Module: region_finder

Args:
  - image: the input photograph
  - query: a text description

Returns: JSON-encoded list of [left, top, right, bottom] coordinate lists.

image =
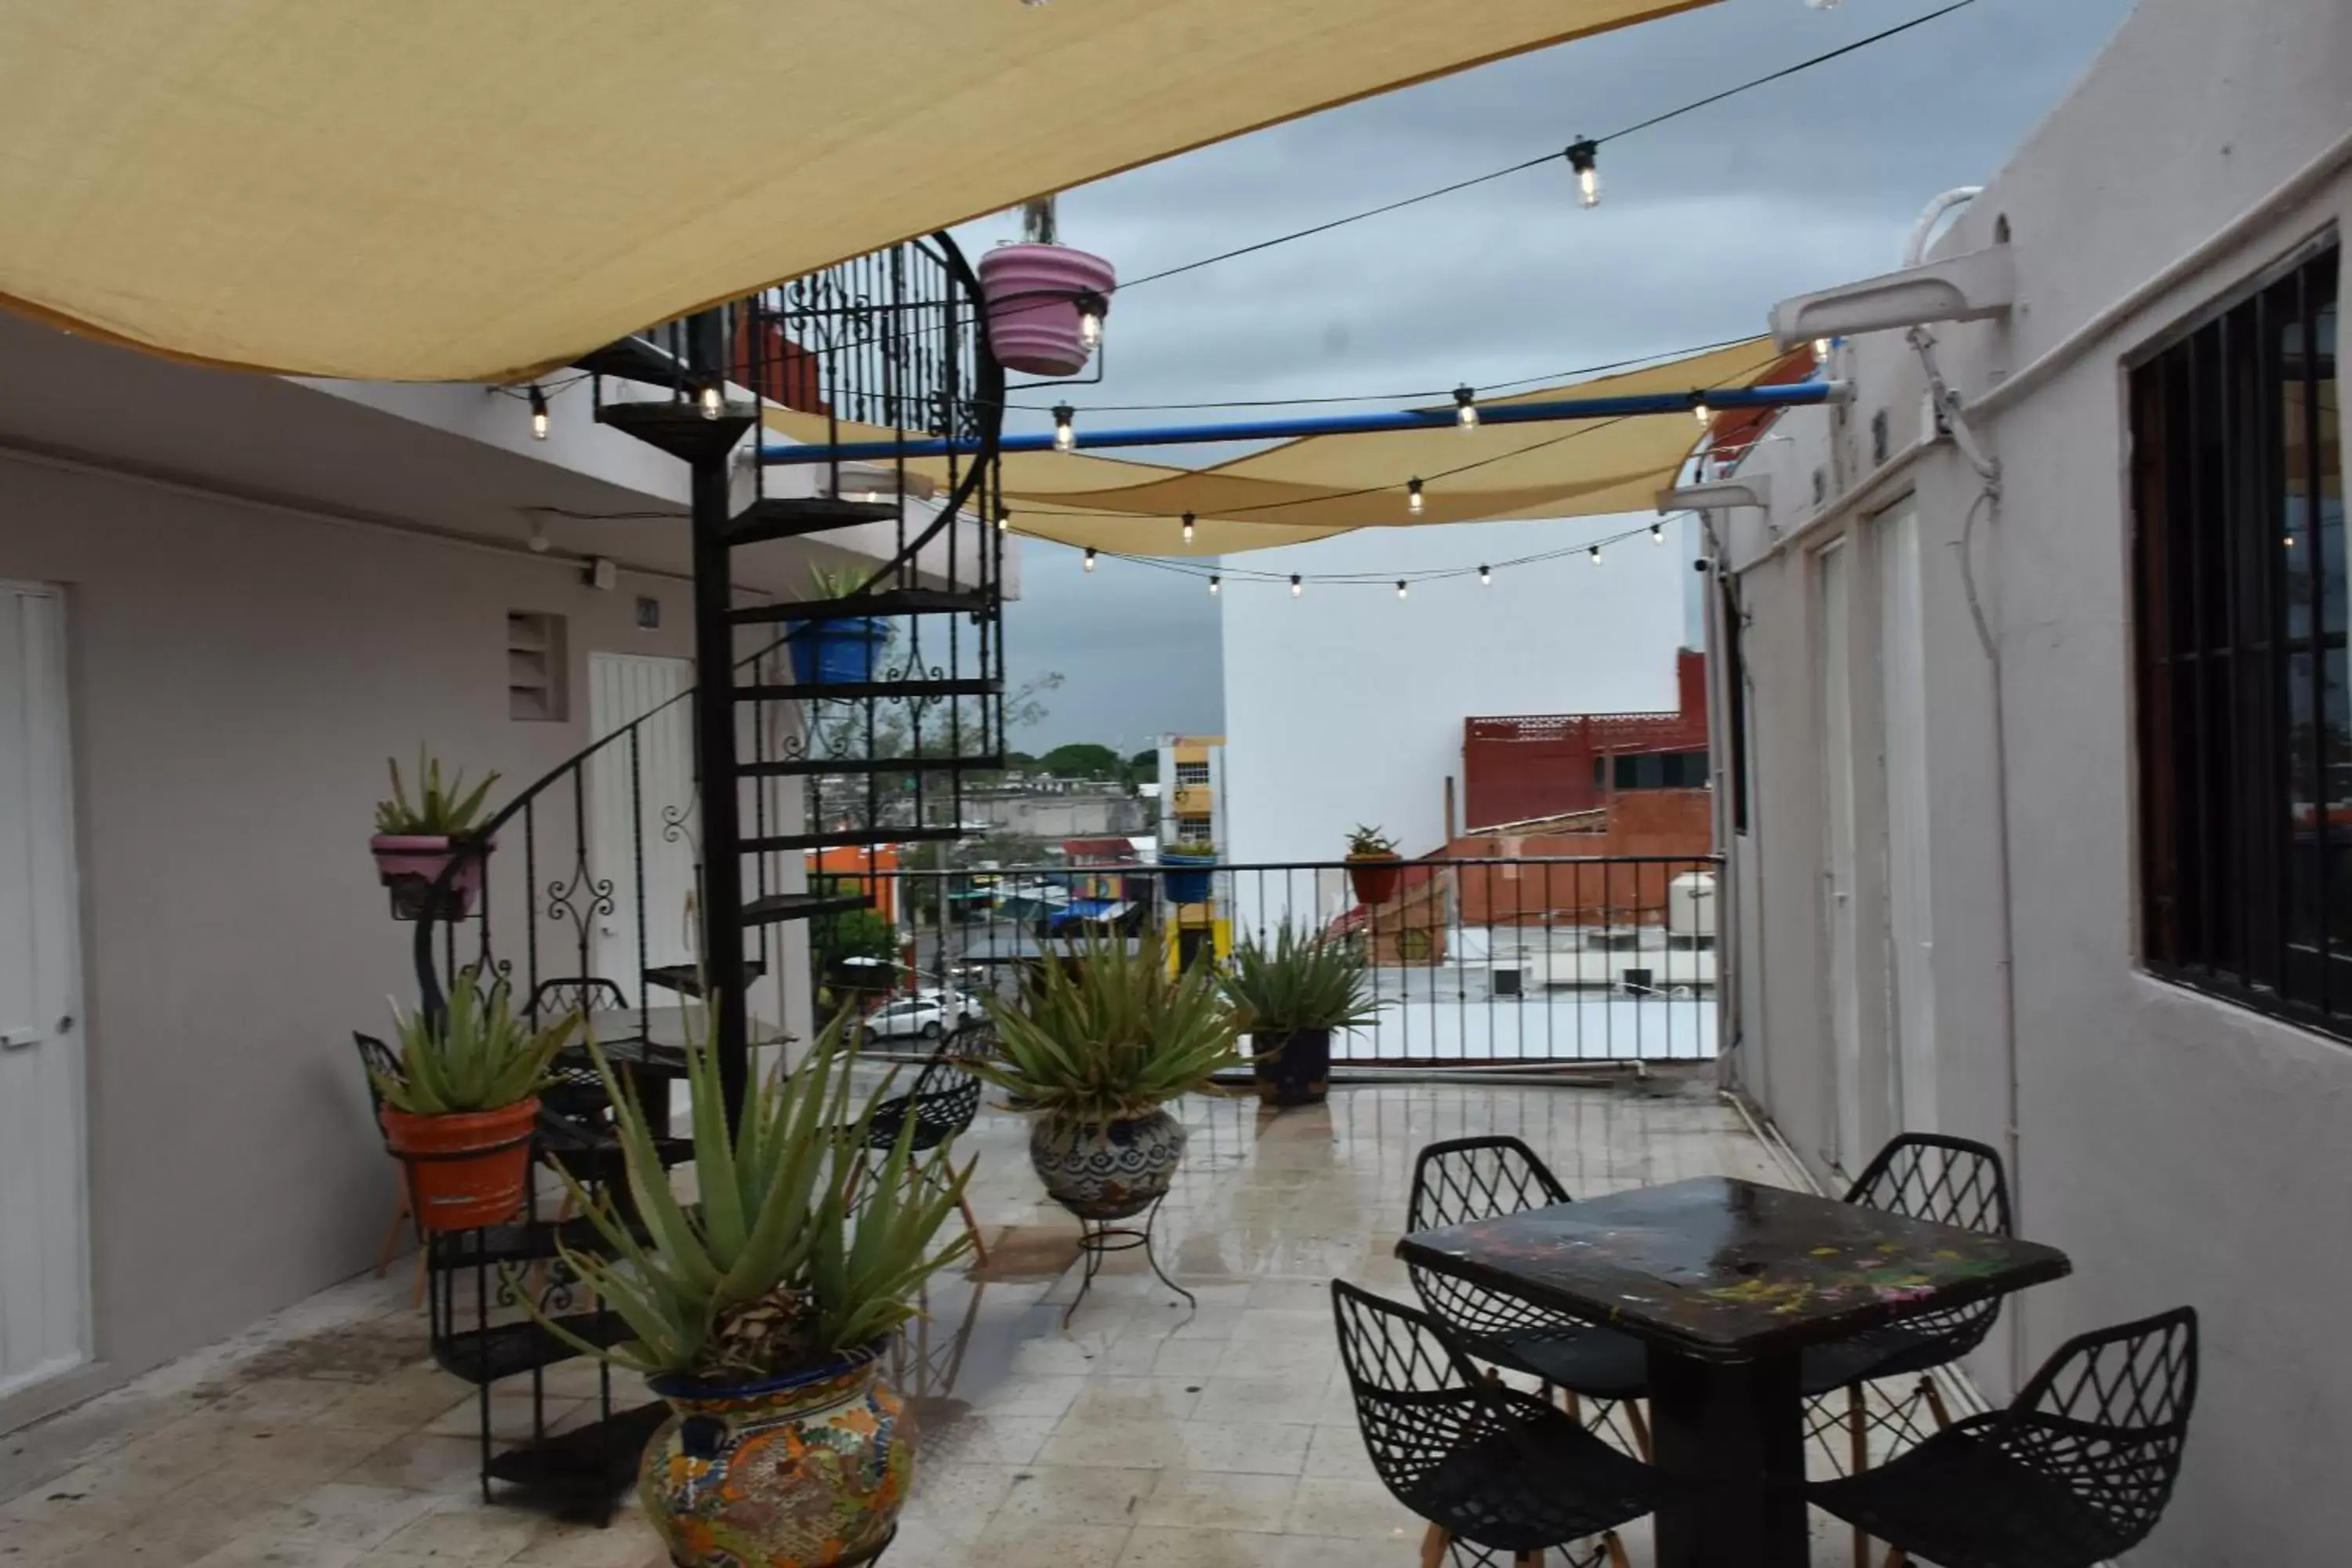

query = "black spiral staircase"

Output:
[[405, 231, 1007, 1517]]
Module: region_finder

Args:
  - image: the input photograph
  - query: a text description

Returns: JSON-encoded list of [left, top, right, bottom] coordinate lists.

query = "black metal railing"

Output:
[[810, 856, 1723, 1067]]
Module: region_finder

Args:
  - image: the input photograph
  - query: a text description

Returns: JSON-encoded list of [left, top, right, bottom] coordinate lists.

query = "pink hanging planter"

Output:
[[978, 243, 1116, 377]]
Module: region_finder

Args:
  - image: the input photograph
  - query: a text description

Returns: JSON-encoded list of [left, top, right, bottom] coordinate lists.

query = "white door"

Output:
[[1817, 544, 1864, 1171], [0, 583, 89, 1397], [1876, 501, 1939, 1134], [588, 655, 699, 993]]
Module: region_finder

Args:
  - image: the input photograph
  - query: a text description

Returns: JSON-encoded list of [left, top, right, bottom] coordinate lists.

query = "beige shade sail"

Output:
[[764, 337, 1789, 555], [0, 0, 1717, 383]]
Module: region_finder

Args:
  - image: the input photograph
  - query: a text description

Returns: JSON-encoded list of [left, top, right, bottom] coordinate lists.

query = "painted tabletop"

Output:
[[1396, 1176, 2070, 1362]]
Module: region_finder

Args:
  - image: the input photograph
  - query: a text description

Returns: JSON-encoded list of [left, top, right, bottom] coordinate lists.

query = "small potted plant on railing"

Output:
[[1345, 823, 1405, 907], [372, 750, 499, 920], [372, 967, 577, 1231], [1221, 925, 1380, 1108], [1158, 841, 1218, 906], [521, 1014, 969, 1568], [975, 934, 1240, 1219], [786, 565, 892, 688]]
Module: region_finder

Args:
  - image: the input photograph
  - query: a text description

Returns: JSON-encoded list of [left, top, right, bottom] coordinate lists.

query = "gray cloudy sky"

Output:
[[960, 0, 2137, 750]]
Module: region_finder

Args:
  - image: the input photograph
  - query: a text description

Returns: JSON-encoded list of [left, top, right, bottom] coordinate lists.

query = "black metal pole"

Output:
[[687, 306, 750, 1120]]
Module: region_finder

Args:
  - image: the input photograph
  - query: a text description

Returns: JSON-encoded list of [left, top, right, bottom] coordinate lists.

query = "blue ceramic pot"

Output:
[[786, 617, 890, 688]]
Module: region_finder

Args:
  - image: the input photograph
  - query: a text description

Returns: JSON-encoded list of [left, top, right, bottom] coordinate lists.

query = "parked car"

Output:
[[861, 991, 983, 1040]]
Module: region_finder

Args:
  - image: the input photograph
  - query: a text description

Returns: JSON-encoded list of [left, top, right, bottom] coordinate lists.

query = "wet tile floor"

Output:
[[0, 1071, 1937, 1566]]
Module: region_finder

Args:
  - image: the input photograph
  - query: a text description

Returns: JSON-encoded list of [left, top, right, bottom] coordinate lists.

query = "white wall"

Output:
[[1720, 2, 2352, 1559], [1219, 517, 1689, 863]]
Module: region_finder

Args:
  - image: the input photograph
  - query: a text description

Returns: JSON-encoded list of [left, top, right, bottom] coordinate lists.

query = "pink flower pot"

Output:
[[978, 243, 1116, 377], [370, 833, 492, 921]]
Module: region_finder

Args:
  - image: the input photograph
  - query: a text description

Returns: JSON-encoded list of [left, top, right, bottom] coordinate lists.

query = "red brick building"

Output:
[[1461, 648, 1708, 831]]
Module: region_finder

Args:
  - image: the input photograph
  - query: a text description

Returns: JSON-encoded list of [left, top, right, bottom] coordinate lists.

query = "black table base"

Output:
[[1648, 1350, 1809, 1568]]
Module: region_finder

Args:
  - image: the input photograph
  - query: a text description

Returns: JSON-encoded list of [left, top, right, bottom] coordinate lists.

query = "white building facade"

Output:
[[1710, 2, 2350, 1559], [1218, 516, 1693, 862]]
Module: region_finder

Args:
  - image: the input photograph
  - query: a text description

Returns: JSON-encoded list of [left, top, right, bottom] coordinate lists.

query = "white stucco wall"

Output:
[[1719, 2, 2352, 1559], [1218, 516, 1690, 863]]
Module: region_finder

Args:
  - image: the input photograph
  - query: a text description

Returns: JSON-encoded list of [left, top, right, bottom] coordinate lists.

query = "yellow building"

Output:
[[1156, 735, 1231, 969]]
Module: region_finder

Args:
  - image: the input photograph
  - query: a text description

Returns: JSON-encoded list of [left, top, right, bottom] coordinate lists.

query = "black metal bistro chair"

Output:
[[863, 1025, 991, 1265], [1809, 1305, 2198, 1568], [527, 976, 632, 1122], [1406, 1137, 1653, 1454], [1332, 1280, 1673, 1568]]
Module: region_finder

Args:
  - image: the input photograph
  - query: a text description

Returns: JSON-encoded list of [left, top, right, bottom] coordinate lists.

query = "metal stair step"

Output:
[[743, 826, 970, 853], [571, 335, 684, 387], [595, 399, 760, 462], [734, 677, 1001, 702], [737, 753, 1005, 779], [728, 588, 989, 624], [740, 892, 873, 927], [727, 495, 901, 545]]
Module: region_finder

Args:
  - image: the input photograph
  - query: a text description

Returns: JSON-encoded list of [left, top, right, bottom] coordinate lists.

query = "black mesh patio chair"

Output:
[[1332, 1279, 1672, 1568], [863, 1025, 990, 1265], [528, 976, 631, 1120], [1406, 1137, 1652, 1454], [1809, 1305, 2198, 1568]]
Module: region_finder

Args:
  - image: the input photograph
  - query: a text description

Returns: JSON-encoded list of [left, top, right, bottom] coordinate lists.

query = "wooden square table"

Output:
[[1396, 1175, 2069, 1568]]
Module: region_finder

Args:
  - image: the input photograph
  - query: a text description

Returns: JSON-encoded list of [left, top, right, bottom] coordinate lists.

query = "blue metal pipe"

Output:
[[760, 381, 1840, 464]]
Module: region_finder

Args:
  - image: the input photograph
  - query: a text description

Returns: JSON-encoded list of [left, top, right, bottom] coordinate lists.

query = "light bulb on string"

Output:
[[1813, 337, 1832, 365], [1407, 477, 1425, 517], [1650, 521, 1665, 546], [1052, 403, 1076, 453], [699, 383, 724, 420], [1590, 544, 1604, 565], [1693, 395, 1712, 429], [1396, 580, 1409, 601], [1181, 511, 1196, 545], [528, 384, 550, 440], [1290, 575, 1303, 598], [1080, 308, 1102, 350], [996, 506, 1011, 532], [1454, 386, 1479, 433], [1478, 564, 1492, 586], [1565, 139, 1600, 209], [1208, 575, 1221, 596], [1083, 547, 1096, 573]]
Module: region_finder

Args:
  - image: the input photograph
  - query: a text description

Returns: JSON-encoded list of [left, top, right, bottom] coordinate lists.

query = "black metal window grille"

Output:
[[1174, 760, 1213, 786], [2132, 240, 2342, 1030]]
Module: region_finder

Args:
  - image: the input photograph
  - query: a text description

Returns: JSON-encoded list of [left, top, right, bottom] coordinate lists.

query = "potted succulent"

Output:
[[526, 1013, 971, 1567], [1345, 824, 1405, 907], [975, 934, 1241, 1219], [786, 566, 891, 688], [978, 197, 1116, 379], [1157, 842, 1218, 906], [373, 967, 577, 1231], [1221, 926, 1380, 1107], [372, 750, 499, 920]]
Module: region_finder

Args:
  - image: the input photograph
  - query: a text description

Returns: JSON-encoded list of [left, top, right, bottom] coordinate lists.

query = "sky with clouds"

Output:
[[957, 0, 2138, 750]]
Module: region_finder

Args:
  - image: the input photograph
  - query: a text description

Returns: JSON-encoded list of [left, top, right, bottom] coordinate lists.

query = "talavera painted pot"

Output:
[[641, 1348, 911, 1568], [1029, 1109, 1188, 1221]]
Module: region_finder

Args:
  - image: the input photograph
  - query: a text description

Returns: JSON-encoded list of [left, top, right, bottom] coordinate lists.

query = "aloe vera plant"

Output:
[[375, 748, 499, 836], [975, 934, 1242, 1123], [377, 968, 576, 1114], [1221, 925, 1381, 1035], [525, 1011, 972, 1380]]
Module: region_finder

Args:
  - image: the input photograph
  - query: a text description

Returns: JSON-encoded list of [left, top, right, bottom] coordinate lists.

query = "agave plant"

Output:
[[376, 748, 499, 837], [975, 933, 1242, 1123], [1221, 925, 1381, 1036], [524, 1012, 971, 1381], [377, 968, 575, 1114]]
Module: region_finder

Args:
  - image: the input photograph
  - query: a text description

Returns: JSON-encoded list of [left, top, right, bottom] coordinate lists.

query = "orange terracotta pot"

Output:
[[1347, 855, 1403, 906], [379, 1098, 539, 1232]]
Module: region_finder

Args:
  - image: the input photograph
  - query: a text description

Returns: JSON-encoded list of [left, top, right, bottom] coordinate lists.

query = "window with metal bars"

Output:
[[1175, 817, 1214, 844], [1173, 760, 1212, 786], [2132, 240, 2342, 1030]]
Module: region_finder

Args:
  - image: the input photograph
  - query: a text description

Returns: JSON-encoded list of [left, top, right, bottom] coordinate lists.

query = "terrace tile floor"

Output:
[[0, 1069, 1937, 1567]]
